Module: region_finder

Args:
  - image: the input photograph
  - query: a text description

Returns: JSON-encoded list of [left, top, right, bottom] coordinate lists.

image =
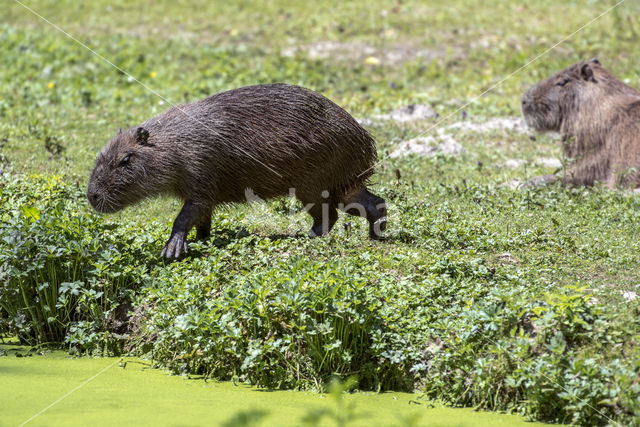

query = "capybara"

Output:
[[522, 59, 640, 187], [87, 84, 387, 258]]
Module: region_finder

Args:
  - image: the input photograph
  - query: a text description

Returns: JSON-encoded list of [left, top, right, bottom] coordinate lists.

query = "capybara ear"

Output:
[[117, 128, 122, 135], [580, 63, 597, 83], [589, 58, 601, 65], [135, 127, 153, 146]]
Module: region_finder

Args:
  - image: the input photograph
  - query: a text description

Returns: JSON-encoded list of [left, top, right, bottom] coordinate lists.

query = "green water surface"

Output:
[[0, 344, 542, 427]]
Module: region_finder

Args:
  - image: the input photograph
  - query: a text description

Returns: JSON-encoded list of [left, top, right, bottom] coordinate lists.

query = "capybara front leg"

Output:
[[195, 208, 213, 241], [162, 201, 205, 259], [307, 202, 338, 238]]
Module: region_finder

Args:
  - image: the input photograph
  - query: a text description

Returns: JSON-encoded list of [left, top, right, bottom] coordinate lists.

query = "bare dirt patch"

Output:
[[446, 117, 530, 135], [281, 40, 456, 65], [622, 290, 638, 301], [503, 157, 562, 169], [370, 104, 439, 123], [390, 135, 464, 158], [389, 116, 533, 158]]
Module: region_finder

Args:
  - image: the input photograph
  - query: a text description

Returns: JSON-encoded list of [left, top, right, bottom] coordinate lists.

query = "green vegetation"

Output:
[[2, 0, 640, 425]]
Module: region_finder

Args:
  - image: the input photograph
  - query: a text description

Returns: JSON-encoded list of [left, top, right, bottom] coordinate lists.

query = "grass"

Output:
[[2, 0, 640, 424]]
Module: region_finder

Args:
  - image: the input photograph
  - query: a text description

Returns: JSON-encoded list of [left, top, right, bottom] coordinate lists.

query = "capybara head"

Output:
[[87, 127, 161, 213], [522, 60, 640, 187], [521, 59, 606, 132]]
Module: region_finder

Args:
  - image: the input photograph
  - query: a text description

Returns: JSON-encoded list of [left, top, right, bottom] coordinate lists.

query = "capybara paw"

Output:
[[378, 205, 387, 220], [371, 198, 387, 216], [308, 227, 322, 238], [161, 234, 189, 259], [369, 217, 387, 239], [196, 231, 210, 241]]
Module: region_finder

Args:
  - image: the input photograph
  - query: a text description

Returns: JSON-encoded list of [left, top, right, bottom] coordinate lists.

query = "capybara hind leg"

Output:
[[364, 190, 387, 239], [306, 202, 338, 238], [340, 187, 387, 239]]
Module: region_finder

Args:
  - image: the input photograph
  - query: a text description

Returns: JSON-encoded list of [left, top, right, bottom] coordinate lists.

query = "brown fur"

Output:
[[87, 84, 386, 258], [522, 59, 640, 187]]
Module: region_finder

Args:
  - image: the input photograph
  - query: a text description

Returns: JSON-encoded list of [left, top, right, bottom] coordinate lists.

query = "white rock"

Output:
[[504, 179, 524, 190], [372, 104, 439, 123], [281, 41, 449, 65], [390, 135, 464, 158], [504, 159, 525, 169], [502, 157, 562, 169], [497, 252, 518, 263], [446, 117, 529, 134], [536, 157, 562, 168]]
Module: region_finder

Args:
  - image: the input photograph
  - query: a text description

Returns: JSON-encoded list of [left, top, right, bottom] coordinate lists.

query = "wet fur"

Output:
[[522, 60, 640, 187], [87, 84, 386, 258]]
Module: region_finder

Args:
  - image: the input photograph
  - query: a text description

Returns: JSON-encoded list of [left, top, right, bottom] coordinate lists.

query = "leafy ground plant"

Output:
[[0, 173, 158, 353]]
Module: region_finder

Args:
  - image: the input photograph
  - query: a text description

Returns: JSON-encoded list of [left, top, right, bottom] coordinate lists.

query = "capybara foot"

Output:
[[308, 220, 335, 238], [308, 226, 324, 238], [369, 217, 387, 240], [161, 233, 189, 259], [306, 202, 337, 238], [308, 219, 336, 238], [367, 194, 387, 239], [373, 201, 387, 232], [196, 224, 211, 241]]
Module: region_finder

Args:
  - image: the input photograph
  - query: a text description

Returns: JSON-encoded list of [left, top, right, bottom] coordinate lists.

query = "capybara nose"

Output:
[[521, 93, 533, 111], [88, 192, 99, 205]]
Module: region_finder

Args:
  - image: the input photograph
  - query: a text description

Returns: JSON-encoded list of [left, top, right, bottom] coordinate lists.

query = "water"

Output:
[[0, 344, 542, 426]]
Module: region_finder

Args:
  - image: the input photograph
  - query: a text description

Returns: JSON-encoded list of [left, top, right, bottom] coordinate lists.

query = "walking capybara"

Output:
[[87, 84, 387, 258], [522, 59, 640, 187]]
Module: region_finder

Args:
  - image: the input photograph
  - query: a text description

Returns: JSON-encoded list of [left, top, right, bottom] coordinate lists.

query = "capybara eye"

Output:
[[555, 79, 570, 87], [119, 155, 131, 166]]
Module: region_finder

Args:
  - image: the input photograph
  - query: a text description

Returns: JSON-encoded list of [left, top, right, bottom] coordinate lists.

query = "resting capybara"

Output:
[[87, 84, 387, 258], [522, 59, 640, 187]]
